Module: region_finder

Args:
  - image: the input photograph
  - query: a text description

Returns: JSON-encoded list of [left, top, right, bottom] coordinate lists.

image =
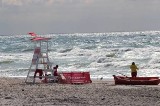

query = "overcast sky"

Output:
[[0, 0, 160, 35]]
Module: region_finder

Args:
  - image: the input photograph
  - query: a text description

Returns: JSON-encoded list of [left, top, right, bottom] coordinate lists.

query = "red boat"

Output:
[[113, 75, 160, 85]]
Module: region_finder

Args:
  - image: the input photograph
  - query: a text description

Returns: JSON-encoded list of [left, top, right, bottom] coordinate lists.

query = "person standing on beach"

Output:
[[52, 65, 59, 82], [53, 65, 58, 76], [130, 62, 139, 77]]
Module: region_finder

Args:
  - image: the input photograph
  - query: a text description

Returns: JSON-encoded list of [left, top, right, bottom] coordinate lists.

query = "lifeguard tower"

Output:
[[25, 32, 54, 84], [25, 32, 92, 84]]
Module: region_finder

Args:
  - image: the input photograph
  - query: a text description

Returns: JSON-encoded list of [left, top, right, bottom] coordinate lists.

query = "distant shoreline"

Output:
[[1, 30, 160, 36]]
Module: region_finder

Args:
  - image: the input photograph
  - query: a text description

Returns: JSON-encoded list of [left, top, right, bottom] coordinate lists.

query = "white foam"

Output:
[[1, 31, 160, 78]]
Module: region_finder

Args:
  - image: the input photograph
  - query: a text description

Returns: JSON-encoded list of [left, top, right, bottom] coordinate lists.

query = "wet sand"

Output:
[[0, 77, 160, 106]]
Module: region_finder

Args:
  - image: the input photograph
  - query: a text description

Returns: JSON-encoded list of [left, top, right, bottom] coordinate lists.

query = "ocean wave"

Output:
[[97, 57, 106, 63], [21, 48, 34, 52], [105, 53, 116, 57], [0, 60, 14, 65], [58, 48, 73, 53], [1, 31, 160, 77], [16, 68, 29, 72]]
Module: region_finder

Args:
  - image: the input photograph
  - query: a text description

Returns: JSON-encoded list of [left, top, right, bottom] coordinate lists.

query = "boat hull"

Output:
[[113, 75, 160, 85]]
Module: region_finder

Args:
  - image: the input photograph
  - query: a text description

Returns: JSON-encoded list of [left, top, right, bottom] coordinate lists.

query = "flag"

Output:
[[28, 32, 37, 37]]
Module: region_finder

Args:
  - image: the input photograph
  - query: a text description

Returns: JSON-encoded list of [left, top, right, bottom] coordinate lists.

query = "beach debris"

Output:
[[101, 97, 105, 100], [100, 77, 103, 80], [5, 97, 12, 99]]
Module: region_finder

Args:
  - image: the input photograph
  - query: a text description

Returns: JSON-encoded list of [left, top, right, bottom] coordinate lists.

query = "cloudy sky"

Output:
[[0, 0, 160, 35]]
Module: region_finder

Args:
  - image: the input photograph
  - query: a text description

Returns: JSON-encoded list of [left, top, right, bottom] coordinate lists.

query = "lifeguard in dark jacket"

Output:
[[53, 65, 58, 76]]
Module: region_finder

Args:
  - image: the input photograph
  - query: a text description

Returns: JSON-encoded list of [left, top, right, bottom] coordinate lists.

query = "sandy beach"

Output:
[[0, 77, 160, 106]]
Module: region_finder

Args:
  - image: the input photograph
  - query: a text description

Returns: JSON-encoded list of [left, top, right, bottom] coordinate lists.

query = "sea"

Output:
[[1, 31, 160, 80]]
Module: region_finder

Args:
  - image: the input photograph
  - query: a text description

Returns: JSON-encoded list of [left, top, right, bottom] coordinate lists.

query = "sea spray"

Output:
[[0, 31, 160, 78]]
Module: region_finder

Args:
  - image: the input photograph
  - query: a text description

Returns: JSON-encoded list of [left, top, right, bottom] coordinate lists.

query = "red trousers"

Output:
[[131, 72, 137, 77], [34, 69, 43, 79]]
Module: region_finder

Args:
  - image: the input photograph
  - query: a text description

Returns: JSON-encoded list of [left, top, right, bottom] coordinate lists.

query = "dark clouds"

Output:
[[0, 0, 160, 35]]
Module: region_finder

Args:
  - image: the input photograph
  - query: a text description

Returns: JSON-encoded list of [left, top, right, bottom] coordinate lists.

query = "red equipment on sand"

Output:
[[58, 72, 92, 84]]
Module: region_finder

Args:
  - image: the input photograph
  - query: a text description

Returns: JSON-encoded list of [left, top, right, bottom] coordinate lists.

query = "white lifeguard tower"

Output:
[[25, 32, 54, 84]]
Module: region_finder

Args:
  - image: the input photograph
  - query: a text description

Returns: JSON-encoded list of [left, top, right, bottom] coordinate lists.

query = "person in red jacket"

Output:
[[53, 65, 58, 76]]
